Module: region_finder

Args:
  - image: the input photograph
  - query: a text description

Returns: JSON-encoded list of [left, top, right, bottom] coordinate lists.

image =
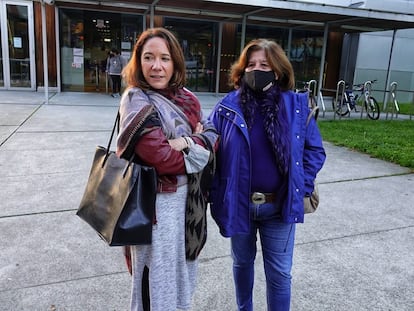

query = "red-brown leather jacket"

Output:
[[136, 128, 207, 192]]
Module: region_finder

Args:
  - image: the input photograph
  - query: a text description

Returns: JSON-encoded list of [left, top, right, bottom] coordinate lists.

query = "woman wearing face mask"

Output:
[[208, 39, 326, 311]]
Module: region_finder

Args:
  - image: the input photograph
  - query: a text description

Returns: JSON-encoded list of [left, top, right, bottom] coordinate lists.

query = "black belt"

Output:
[[251, 192, 276, 204]]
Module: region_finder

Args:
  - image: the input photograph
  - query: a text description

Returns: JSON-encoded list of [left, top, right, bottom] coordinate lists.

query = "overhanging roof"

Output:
[[56, 0, 414, 33]]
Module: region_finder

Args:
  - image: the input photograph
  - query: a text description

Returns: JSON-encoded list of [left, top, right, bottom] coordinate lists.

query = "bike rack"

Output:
[[308, 79, 317, 98], [360, 80, 373, 119], [334, 80, 347, 120], [308, 79, 318, 115], [319, 91, 326, 118], [385, 82, 399, 120], [308, 79, 326, 118]]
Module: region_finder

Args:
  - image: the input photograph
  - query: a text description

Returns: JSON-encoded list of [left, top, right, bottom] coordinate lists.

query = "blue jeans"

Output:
[[231, 202, 296, 311]]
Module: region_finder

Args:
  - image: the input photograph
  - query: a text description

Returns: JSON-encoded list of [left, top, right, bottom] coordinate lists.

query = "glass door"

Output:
[[60, 8, 142, 92], [83, 11, 121, 92], [0, 10, 3, 87], [0, 1, 35, 89]]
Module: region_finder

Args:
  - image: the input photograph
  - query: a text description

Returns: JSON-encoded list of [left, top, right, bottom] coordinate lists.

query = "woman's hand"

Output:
[[168, 137, 188, 151], [194, 122, 203, 134], [168, 123, 204, 151]]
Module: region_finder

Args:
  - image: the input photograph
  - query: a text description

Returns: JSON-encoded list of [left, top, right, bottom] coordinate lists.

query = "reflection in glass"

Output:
[[165, 18, 218, 92], [291, 30, 324, 87], [238, 25, 323, 89]]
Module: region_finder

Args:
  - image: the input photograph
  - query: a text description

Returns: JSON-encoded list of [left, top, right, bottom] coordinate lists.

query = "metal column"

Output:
[[317, 23, 329, 113]]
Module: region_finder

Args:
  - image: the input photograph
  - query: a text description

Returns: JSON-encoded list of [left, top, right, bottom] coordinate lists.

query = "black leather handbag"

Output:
[[77, 112, 157, 246]]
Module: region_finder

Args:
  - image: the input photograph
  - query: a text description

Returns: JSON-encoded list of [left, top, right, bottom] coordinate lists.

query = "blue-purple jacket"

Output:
[[208, 89, 326, 237]]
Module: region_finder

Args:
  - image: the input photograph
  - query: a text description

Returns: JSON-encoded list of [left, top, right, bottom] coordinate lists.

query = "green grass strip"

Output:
[[318, 119, 414, 170]]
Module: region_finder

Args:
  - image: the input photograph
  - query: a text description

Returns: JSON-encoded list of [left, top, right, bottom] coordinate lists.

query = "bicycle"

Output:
[[333, 79, 380, 120]]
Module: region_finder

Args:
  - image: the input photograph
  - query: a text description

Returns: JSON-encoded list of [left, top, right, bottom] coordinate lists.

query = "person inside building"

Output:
[[116, 27, 218, 311], [106, 48, 124, 97], [208, 38, 326, 311]]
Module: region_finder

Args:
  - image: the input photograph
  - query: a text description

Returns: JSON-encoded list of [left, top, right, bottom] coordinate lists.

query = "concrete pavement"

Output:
[[0, 90, 413, 311]]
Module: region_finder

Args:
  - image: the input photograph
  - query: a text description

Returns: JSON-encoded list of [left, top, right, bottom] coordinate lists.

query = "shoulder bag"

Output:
[[304, 106, 320, 214], [76, 111, 157, 246]]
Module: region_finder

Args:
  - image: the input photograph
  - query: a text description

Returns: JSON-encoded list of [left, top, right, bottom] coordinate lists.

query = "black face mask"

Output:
[[243, 70, 275, 92]]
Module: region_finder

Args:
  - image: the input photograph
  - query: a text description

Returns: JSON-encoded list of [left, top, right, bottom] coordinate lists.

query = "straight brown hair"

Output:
[[122, 27, 186, 90]]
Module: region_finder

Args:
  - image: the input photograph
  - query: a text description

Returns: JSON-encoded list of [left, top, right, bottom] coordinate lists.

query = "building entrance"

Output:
[[59, 8, 142, 92]]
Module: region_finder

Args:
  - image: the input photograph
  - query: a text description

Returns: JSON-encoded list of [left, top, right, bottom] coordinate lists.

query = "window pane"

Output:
[[164, 18, 218, 92], [7, 4, 30, 87]]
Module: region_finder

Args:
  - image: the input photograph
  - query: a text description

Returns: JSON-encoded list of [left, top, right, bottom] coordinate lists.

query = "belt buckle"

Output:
[[251, 192, 266, 204]]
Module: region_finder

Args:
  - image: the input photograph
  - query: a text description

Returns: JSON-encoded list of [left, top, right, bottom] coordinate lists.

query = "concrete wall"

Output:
[[355, 29, 414, 104]]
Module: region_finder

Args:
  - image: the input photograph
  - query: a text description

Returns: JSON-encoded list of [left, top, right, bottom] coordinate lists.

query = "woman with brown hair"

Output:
[[209, 39, 326, 310], [117, 27, 218, 311]]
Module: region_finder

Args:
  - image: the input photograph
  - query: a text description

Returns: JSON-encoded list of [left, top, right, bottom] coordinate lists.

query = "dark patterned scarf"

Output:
[[158, 88, 201, 132], [240, 83, 291, 176]]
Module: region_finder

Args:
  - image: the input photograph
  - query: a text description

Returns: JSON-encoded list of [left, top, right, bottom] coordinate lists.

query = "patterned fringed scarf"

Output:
[[240, 83, 291, 176], [157, 88, 201, 132], [117, 87, 218, 261]]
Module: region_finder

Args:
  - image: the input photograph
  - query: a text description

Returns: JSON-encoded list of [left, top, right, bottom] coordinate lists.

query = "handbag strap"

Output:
[[104, 111, 137, 178], [306, 106, 319, 127], [102, 111, 120, 168], [106, 111, 120, 154]]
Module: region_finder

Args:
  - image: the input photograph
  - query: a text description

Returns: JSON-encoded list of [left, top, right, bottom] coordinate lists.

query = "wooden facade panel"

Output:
[[34, 2, 57, 88]]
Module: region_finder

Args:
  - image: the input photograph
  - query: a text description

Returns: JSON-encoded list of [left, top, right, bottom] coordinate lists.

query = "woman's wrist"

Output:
[[182, 136, 192, 154]]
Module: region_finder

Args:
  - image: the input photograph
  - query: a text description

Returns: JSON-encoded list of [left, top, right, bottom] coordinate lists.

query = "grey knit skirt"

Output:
[[130, 185, 198, 311]]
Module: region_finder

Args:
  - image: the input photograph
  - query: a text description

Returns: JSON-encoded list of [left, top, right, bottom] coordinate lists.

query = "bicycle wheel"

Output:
[[365, 96, 380, 120], [332, 97, 349, 116]]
